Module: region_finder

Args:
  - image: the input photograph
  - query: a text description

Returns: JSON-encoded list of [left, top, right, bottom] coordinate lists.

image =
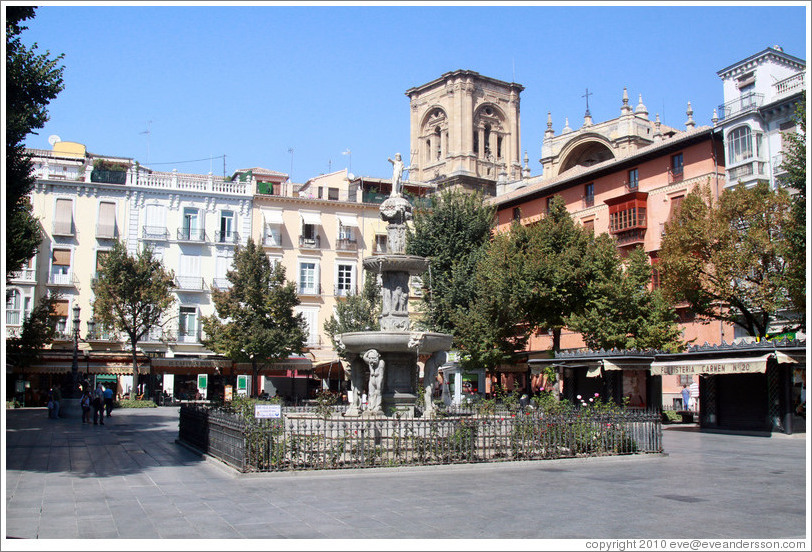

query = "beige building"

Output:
[[406, 69, 524, 194]]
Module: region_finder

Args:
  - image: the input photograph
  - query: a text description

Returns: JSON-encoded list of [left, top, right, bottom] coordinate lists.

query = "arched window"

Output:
[[435, 127, 442, 160], [484, 124, 492, 157], [728, 126, 753, 164]]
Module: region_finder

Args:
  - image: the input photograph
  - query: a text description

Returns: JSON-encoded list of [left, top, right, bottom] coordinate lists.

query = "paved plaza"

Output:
[[3, 407, 808, 542]]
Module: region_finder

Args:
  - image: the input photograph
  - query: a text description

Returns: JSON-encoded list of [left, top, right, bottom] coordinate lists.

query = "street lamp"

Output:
[[70, 304, 81, 398]]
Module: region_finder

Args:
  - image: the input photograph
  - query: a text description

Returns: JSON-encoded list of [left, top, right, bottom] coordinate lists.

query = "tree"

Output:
[[516, 196, 597, 352], [201, 239, 307, 397], [6, 294, 58, 392], [92, 241, 176, 393], [324, 271, 380, 360], [452, 228, 529, 374], [780, 91, 806, 330], [659, 181, 794, 338], [6, 7, 65, 280], [568, 246, 684, 352], [406, 188, 495, 333]]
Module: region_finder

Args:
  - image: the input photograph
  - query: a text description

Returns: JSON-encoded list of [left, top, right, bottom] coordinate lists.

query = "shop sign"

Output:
[[237, 375, 248, 395], [650, 355, 770, 376], [224, 385, 233, 402], [254, 404, 281, 419], [197, 374, 208, 390]]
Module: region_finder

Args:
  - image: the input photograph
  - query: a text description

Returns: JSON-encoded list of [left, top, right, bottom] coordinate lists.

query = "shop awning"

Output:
[[650, 354, 772, 376], [300, 212, 322, 226], [262, 208, 284, 225], [337, 214, 359, 228]]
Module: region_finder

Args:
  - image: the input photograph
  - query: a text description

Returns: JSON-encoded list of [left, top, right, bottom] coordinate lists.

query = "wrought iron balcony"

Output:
[[299, 235, 321, 249], [214, 230, 239, 245], [212, 278, 232, 291], [142, 226, 169, 241], [48, 272, 77, 287], [336, 237, 358, 252], [298, 283, 322, 296], [334, 285, 358, 297], [716, 92, 763, 121], [176, 329, 201, 344], [177, 228, 207, 243], [174, 276, 207, 292]]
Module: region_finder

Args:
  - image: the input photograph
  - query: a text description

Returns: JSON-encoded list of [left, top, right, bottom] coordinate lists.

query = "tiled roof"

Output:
[[235, 167, 288, 177]]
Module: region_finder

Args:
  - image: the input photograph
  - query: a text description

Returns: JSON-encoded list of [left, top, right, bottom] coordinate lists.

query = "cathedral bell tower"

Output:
[[406, 70, 524, 196]]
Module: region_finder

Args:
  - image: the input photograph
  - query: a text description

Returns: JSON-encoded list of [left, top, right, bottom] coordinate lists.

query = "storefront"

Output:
[[651, 340, 806, 435], [529, 351, 659, 408]]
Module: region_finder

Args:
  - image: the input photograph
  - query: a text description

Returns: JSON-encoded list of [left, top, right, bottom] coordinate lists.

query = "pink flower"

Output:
[[594, 393, 600, 397]]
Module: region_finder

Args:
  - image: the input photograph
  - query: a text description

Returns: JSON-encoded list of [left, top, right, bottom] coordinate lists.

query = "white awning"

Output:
[[337, 214, 359, 228], [602, 359, 623, 371], [262, 208, 284, 225], [300, 212, 322, 226], [650, 354, 773, 376]]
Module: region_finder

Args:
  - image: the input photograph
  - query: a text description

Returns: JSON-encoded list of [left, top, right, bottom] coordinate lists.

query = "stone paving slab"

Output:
[[3, 407, 808, 544]]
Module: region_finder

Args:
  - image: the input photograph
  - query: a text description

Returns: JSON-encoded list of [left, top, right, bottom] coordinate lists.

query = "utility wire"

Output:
[[147, 154, 227, 166]]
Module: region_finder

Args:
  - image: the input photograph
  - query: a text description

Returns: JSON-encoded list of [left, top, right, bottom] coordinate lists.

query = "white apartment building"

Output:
[[715, 45, 806, 189]]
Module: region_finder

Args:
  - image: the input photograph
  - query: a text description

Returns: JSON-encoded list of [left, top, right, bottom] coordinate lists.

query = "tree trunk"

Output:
[[131, 336, 140, 398], [552, 328, 562, 353], [252, 357, 259, 398]]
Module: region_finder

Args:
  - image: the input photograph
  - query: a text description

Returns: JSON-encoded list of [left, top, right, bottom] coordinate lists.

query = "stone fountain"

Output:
[[337, 154, 452, 418]]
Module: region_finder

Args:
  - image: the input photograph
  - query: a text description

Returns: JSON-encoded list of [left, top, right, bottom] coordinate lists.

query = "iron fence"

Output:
[[179, 405, 662, 473]]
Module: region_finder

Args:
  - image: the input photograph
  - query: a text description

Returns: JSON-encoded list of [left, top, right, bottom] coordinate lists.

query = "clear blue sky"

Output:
[[18, 2, 809, 182]]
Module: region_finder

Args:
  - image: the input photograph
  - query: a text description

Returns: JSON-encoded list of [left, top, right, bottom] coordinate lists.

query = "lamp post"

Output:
[[70, 304, 81, 399]]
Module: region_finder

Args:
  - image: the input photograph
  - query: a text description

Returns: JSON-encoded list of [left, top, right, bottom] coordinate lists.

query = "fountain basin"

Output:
[[362, 255, 429, 275], [338, 331, 453, 355]]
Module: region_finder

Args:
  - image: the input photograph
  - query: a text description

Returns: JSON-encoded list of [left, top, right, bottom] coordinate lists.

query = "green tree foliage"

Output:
[[452, 228, 528, 373], [6, 294, 58, 378], [568, 246, 684, 352], [406, 188, 495, 333], [780, 92, 806, 329], [324, 271, 381, 360], [515, 196, 596, 352], [659, 181, 794, 338], [6, 7, 65, 280], [92, 241, 176, 391], [201, 239, 307, 397]]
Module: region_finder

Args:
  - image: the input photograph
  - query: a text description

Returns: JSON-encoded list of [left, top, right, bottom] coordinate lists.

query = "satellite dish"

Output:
[[347, 173, 356, 181], [48, 135, 61, 146]]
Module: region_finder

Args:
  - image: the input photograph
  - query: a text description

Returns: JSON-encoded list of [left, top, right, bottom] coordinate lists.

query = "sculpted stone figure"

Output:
[[422, 350, 447, 417], [344, 355, 365, 417], [387, 153, 408, 197], [363, 349, 385, 414]]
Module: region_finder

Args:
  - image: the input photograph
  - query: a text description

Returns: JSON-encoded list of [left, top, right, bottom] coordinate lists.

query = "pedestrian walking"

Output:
[[81, 389, 92, 423], [51, 386, 62, 419], [103, 384, 114, 418], [93, 383, 105, 425], [681, 385, 690, 411]]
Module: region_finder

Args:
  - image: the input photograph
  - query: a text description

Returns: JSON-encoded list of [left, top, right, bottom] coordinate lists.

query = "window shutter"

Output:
[[52, 249, 71, 266], [98, 202, 116, 236], [52, 299, 69, 317]]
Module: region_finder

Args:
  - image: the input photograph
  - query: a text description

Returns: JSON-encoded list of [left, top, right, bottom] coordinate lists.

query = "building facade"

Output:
[[714, 46, 806, 190]]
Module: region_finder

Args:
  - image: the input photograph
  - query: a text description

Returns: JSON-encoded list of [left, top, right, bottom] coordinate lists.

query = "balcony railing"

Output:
[[176, 329, 201, 344], [214, 230, 239, 245], [48, 272, 77, 286], [624, 181, 639, 193], [9, 268, 36, 281], [91, 169, 127, 184], [614, 228, 647, 246], [728, 163, 755, 181], [298, 283, 322, 296], [142, 226, 169, 241], [141, 326, 168, 343], [336, 238, 358, 252], [774, 72, 804, 98], [212, 278, 232, 291], [716, 92, 764, 121], [175, 276, 207, 291], [177, 228, 207, 243], [96, 224, 117, 239], [87, 327, 120, 342], [299, 235, 321, 249], [134, 169, 252, 196], [668, 168, 684, 184], [263, 233, 283, 247], [334, 285, 358, 297], [52, 220, 74, 237]]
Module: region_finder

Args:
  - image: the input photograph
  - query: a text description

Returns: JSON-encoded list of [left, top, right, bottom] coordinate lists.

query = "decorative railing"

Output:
[[175, 276, 206, 291], [177, 329, 201, 344], [298, 283, 322, 296], [336, 238, 358, 251], [263, 233, 283, 247], [142, 226, 169, 240], [48, 272, 77, 286], [773, 72, 804, 98], [177, 228, 207, 243], [334, 285, 358, 297], [135, 170, 251, 196], [299, 235, 321, 249], [716, 92, 763, 121], [214, 231, 239, 245], [178, 405, 662, 473], [212, 278, 232, 291], [9, 268, 36, 281]]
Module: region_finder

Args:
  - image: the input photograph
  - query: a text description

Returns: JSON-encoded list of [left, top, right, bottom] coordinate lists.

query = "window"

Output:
[[375, 234, 388, 254], [50, 248, 72, 285], [582, 218, 595, 233], [668, 194, 685, 222], [628, 168, 639, 190], [671, 153, 684, 175], [608, 198, 647, 233], [728, 126, 753, 164], [497, 136, 503, 159], [328, 188, 339, 201], [54, 198, 74, 235], [650, 253, 661, 289], [262, 209, 283, 247], [300, 212, 321, 247], [144, 204, 168, 239], [214, 253, 234, 290], [51, 299, 69, 337], [178, 307, 198, 342], [545, 197, 553, 215], [6, 289, 22, 326], [584, 183, 594, 207], [97, 201, 117, 238], [336, 264, 355, 296], [95, 250, 110, 277], [435, 127, 442, 160], [181, 207, 201, 241], [178, 254, 203, 290], [296, 307, 320, 347], [513, 207, 521, 221], [299, 262, 319, 295], [218, 210, 234, 242]]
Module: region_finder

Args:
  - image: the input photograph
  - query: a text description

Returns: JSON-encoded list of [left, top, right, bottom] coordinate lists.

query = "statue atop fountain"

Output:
[[338, 153, 452, 417]]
